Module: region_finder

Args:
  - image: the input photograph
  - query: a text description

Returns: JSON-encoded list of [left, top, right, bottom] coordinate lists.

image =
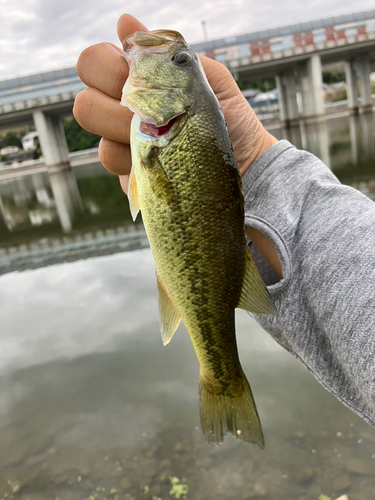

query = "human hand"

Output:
[[73, 14, 277, 195]]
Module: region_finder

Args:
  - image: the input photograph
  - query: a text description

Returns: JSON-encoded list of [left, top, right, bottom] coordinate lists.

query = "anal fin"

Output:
[[156, 273, 181, 346], [238, 246, 276, 315]]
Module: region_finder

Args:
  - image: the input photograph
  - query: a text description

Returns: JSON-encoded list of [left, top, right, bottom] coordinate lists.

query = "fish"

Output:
[[120, 29, 275, 447]]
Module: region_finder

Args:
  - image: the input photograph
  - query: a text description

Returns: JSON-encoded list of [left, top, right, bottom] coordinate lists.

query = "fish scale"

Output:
[[121, 29, 275, 446]]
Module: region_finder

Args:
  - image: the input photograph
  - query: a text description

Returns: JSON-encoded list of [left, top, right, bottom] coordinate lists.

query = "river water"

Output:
[[0, 114, 374, 500]]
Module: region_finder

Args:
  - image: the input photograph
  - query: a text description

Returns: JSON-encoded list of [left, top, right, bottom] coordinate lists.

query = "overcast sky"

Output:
[[1, 0, 374, 80]]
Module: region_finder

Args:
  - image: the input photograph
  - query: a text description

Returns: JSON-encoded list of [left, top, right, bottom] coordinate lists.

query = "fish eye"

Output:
[[171, 52, 192, 65]]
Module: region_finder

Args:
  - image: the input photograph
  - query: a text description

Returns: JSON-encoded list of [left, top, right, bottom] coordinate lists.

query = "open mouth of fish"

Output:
[[139, 114, 184, 139]]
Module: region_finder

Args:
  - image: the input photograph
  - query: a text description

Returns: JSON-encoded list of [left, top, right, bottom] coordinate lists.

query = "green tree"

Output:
[[237, 76, 276, 92], [0, 130, 23, 149], [63, 116, 101, 152], [322, 70, 346, 84]]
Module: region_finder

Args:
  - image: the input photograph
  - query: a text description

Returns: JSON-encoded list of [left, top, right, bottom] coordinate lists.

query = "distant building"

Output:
[[241, 89, 261, 101], [21, 131, 38, 151], [5, 150, 37, 164], [1, 145, 19, 156], [253, 90, 279, 103]]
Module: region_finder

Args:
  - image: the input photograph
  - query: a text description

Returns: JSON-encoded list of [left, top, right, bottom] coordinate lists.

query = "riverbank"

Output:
[[0, 101, 374, 180]]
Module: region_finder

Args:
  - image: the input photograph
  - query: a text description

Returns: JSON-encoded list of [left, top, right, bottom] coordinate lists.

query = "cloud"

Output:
[[1, 0, 374, 79], [0, 249, 158, 374]]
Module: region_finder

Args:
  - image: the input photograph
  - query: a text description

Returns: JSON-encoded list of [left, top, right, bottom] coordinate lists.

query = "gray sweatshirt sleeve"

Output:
[[242, 140, 375, 427]]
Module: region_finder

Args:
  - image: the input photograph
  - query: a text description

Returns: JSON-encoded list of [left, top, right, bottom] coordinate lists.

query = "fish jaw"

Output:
[[131, 113, 188, 148], [121, 79, 190, 128]]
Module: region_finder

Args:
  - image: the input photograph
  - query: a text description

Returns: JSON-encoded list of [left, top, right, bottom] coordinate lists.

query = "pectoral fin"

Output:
[[128, 169, 140, 221], [237, 247, 276, 315], [156, 273, 181, 345], [142, 148, 178, 210]]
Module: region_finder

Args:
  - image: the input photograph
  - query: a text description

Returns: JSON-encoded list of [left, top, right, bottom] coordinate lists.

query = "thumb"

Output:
[[117, 14, 149, 45], [198, 55, 242, 102]]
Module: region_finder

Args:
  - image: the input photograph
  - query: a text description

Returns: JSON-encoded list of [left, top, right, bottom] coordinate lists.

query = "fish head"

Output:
[[121, 30, 208, 143]]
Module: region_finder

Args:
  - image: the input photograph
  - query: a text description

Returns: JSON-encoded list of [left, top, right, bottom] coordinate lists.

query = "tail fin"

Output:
[[199, 371, 264, 448]]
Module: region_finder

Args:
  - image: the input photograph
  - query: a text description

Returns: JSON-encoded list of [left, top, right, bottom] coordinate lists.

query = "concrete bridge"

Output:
[[0, 67, 86, 229], [0, 67, 85, 171], [194, 9, 375, 126], [0, 9, 374, 169]]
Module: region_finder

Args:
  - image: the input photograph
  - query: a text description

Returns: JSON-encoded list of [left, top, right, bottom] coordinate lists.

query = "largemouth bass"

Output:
[[121, 30, 275, 446]]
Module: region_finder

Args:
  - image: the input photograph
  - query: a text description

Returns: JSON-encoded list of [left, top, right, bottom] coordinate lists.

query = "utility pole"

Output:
[[201, 20, 208, 41]]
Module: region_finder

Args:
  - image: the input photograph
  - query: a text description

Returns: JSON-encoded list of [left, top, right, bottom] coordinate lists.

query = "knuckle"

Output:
[[72, 90, 88, 125], [98, 138, 110, 166], [98, 139, 132, 176], [73, 89, 96, 131]]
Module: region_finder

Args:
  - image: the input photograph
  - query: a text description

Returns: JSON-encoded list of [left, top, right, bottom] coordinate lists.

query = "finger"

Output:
[[73, 87, 133, 143], [76, 14, 148, 101], [77, 42, 127, 100], [198, 54, 241, 101], [119, 174, 129, 195], [117, 14, 148, 45], [98, 137, 132, 176]]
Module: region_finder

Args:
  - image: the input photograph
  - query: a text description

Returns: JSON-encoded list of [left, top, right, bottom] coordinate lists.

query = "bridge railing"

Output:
[[0, 78, 85, 115], [0, 90, 82, 115], [207, 26, 375, 70]]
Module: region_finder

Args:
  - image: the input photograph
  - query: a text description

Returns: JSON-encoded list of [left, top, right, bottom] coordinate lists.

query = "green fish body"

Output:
[[121, 30, 275, 446]]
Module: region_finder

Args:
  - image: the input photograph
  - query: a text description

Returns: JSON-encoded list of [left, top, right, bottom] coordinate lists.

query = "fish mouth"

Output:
[[139, 114, 185, 139]]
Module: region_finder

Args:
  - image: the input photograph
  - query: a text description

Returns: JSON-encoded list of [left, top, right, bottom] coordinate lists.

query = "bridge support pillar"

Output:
[[345, 60, 359, 115], [33, 111, 71, 173], [356, 54, 373, 114], [298, 54, 324, 123], [276, 69, 299, 127], [33, 111, 82, 232]]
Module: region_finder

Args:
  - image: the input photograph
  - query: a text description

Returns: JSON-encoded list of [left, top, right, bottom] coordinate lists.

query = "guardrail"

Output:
[[0, 90, 81, 115]]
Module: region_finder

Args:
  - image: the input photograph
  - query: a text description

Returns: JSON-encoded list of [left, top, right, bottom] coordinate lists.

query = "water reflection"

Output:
[[272, 113, 375, 184], [0, 170, 82, 234], [1, 251, 375, 499], [0, 114, 374, 255], [49, 170, 83, 232], [276, 121, 332, 168], [0, 114, 374, 499], [361, 113, 375, 161], [349, 115, 361, 165]]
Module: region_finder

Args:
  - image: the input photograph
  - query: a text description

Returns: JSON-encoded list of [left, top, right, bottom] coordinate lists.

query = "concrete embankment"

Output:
[[0, 148, 101, 180]]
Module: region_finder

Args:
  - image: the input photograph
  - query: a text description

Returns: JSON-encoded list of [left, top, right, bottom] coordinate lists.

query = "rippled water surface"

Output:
[[0, 114, 375, 500]]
